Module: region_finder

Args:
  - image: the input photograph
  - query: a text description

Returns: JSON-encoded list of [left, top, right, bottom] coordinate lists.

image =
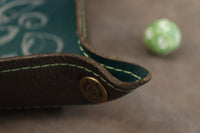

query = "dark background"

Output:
[[0, 0, 199, 132]]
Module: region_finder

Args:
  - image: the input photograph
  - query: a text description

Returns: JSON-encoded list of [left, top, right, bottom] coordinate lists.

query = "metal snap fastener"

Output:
[[79, 76, 108, 103]]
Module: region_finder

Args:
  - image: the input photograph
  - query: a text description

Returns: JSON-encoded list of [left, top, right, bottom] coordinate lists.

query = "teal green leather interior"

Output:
[[0, 0, 149, 82], [0, 0, 81, 56]]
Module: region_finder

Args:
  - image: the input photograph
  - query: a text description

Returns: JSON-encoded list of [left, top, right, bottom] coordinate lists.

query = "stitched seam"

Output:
[[1, 63, 127, 93], [78, 40, 89, 57], [0, 0, 133, 111], [78, 39, 141, 81], [79, 0, 141, 81]]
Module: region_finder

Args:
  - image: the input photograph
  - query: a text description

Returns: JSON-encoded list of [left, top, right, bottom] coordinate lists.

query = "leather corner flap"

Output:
[[0, 53, 149, 109], [0, 0, 151, 110]]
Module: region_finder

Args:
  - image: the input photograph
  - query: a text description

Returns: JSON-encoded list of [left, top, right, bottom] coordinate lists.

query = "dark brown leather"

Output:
[[0, 0, 151, 109], [0, 53, 149, 108], [0, 0, 199, 132]]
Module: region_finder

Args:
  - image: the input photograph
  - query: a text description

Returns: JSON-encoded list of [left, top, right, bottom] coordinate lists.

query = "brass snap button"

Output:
[[79, 76, 108, 103]]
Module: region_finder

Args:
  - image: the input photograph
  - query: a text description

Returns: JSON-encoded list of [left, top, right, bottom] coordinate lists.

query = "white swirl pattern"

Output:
[[0, 0, 64, 57], [18, 12, 48, 29], [22, 32, 64, 55], [0, 0, 45, 24], [0, 25, 19, 46]]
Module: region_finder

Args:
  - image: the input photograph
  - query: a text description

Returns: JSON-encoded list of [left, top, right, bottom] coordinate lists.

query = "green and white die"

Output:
[[143, 18, 181, 56]]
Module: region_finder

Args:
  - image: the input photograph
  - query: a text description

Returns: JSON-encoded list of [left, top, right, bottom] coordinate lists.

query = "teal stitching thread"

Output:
[[77, 40, 141, 80], [78, 40, 89, 57], [1, 63, 128, 93], [79, 0, 141, 81]]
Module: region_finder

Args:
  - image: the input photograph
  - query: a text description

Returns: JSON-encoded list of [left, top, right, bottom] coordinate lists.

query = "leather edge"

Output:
[[75, 0, 152, 90]]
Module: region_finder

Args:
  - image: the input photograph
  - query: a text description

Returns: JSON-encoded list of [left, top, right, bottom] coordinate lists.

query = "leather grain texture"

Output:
[[0, 0, 199, 132], [0, 0, 151, 108], [0, 53, 143, 108]]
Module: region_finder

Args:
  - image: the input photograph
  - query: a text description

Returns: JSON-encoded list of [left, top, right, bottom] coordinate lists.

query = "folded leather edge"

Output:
[[0, 53, 137, 109], [0, 0, 151, 109], [75, 0, 152, 90]]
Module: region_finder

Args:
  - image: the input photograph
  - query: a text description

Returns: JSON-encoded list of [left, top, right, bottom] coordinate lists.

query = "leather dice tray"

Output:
[[0, 0, 151, 109]]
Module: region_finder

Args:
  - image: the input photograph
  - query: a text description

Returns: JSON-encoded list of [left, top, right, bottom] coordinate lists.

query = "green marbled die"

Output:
[[143, 19, 181, 56]]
